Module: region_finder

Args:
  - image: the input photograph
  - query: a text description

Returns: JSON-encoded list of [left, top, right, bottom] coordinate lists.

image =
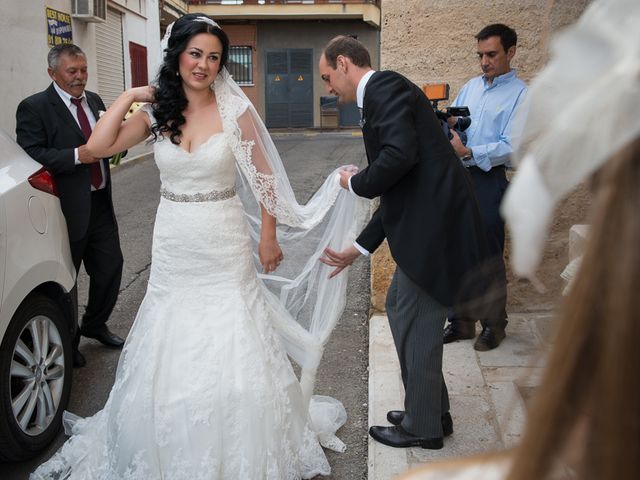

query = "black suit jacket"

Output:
[[352, 71, 489, 309], [16, 83, 115, 241]]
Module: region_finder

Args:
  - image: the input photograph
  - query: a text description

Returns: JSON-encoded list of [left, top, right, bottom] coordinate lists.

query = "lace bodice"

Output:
[[153, 132, 236, 195], [141, 103, 236, 195]]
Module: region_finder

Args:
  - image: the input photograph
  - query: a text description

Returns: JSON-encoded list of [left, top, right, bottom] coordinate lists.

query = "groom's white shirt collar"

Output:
[[356, 70, 376, 109], [349, 69, 376, 258]]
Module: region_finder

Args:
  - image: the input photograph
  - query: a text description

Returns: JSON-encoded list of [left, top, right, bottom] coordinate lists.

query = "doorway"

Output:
[[265, 49, 313, 128]]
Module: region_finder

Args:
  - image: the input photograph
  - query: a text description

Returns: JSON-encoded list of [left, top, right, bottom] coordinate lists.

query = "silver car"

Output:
[[0, 129, 76, 461]]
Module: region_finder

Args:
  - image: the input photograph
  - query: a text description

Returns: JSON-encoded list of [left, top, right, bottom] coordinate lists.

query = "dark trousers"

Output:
[[69, 189, 123, 347], [469, 165, 508, 328], [450, 165, 508, 329], [386, 267, 449, 438]]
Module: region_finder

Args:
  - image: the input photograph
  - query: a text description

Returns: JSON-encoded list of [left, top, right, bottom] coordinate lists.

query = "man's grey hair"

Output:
[[47, 44, 86, 70]]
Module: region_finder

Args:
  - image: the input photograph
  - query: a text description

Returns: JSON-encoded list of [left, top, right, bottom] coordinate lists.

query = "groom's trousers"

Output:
[[386, 267, 450, 438]]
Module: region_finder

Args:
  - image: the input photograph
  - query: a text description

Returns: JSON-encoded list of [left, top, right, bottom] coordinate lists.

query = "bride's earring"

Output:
[[176, 71, 180, 77]]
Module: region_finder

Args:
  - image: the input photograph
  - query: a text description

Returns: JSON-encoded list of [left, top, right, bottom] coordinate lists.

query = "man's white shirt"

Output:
[[350, 69, 376, 256], [53, 81, 106, 189]]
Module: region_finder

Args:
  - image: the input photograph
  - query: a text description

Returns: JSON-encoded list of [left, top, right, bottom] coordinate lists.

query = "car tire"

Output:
[[0, 294, 73, 462]]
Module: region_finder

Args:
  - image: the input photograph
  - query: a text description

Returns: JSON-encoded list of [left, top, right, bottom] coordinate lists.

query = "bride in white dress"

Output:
[[32, 14, 366, 480]]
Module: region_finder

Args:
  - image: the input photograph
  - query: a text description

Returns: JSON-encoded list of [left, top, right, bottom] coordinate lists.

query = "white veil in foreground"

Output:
[[502, 0, 640, 279]]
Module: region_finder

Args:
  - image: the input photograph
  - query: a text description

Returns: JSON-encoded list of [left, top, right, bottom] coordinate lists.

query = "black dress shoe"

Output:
[[72, 349, 86, 368], [443, 321, 476, 344], [82, 327, 125, 349], [386, 411, 453, 436], [473, 326, 506, 351], [369, 425, 443, 449]]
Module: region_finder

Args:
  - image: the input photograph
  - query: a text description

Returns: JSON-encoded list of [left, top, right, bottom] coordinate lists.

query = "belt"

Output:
[[160, 186, 236, 203], [466, 164, 506, 174]]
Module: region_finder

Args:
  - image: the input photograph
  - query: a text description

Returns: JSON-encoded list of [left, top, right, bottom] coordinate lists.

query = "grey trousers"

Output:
[[386, 267, 450, 438]]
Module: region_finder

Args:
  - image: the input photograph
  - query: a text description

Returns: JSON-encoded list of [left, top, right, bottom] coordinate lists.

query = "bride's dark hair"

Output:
[[152, 13, 229, 145]]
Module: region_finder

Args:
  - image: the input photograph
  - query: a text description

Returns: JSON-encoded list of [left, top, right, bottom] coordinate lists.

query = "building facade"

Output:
[[183, 0, 382, 128], [0, 0, 161, 134]]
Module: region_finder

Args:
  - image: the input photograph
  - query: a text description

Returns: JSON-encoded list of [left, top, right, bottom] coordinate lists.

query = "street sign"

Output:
[[46, 7, 73, 48]]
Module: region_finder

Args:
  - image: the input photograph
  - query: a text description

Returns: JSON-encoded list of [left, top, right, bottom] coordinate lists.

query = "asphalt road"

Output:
[[2, 131, 371, 480]]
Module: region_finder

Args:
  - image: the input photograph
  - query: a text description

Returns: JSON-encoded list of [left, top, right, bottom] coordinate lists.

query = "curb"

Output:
[[367, 311, 551, 479], [368, 314, 409, 480]]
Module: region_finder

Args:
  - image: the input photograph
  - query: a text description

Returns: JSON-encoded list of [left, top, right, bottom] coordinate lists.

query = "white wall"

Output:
[[0, 0, 93, 135], [119, 0, 161, 88], [145, 0, 162, 82], [113, 0, 161, 88], [0, 0, 160, 136]]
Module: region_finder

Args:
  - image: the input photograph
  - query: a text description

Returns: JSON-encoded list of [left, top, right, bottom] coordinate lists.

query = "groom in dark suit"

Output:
[[320, 36, 489, 449], [16, 44, 125, 367]]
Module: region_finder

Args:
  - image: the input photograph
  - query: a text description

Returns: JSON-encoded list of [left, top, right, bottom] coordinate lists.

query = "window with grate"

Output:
[[228, 46, 253, 85]]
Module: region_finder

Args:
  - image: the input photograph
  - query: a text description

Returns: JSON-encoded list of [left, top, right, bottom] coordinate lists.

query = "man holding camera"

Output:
[[444, 23, 527, 351]]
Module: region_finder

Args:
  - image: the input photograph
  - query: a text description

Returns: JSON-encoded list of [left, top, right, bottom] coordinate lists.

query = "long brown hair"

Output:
[[508, 137, 640, 479]]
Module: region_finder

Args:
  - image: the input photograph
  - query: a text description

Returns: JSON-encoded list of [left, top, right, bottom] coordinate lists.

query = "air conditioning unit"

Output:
[[72, 0, 107, 23]]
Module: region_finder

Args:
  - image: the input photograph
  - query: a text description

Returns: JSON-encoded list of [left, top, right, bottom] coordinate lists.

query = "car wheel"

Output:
[[0, 294, 73, 462]]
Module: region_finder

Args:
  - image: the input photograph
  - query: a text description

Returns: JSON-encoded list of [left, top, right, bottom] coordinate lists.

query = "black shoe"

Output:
[[443, 321, 476, 344], [386, 411, 453, 436], [441, 411, 453, 436], [369, 425, 443, 449], [72, 349, 86, 368], [386, 410, 404, 425], [82, 327, 125, 349], [473, 326, 506, 351]]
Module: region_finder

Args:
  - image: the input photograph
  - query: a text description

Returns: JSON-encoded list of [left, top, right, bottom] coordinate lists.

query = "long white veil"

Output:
[[214, 67, 369, 451]]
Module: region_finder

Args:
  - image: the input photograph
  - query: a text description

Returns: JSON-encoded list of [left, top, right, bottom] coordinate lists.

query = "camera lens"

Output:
[[457, 117, 472, 131]]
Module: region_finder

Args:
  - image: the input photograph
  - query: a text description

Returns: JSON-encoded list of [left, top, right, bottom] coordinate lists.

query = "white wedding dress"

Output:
[[31, 111, 332, 479]]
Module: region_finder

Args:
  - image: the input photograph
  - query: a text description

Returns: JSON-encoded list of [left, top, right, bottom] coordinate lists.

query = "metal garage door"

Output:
[[96, 8, 124, 107], [265, 49, 313, 128]]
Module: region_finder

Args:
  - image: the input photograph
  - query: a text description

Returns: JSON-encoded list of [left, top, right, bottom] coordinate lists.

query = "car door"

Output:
[[0, 197, 5, 314]]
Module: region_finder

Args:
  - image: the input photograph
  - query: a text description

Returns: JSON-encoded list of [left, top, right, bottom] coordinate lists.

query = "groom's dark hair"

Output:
[[323, 35, 372, 69]]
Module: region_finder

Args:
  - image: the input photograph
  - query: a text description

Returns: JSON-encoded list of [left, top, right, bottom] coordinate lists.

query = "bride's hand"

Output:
[[259, 237, 283, 274]]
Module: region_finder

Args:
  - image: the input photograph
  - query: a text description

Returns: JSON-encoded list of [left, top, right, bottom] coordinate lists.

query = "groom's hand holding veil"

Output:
[[320, 164, 362, 277], [320, 246, 361, 278], [338, 164, 358, 190]]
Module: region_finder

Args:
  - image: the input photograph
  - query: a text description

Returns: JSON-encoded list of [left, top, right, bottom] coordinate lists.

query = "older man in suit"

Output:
[[319, 36, 489, 449], [16, 44, 125, 368]]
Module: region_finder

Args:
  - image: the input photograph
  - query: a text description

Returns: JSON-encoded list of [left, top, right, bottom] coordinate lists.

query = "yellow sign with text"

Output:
[[46, 7, 73, 48]]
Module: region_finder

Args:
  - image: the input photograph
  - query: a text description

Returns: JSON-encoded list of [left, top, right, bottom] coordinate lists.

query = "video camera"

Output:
[[422, 83, 472, 145]]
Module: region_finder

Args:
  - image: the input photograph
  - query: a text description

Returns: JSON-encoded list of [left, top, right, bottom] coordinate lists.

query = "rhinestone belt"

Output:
[[160, 186, 236, 203]]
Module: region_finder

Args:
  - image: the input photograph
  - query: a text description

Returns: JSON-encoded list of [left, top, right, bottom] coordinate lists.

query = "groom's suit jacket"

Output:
[[351, 71, 489, 309], [16, 83, 116, 242]]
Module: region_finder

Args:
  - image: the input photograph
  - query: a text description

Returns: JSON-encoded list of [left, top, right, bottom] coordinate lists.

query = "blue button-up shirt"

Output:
[[452, 69, 527, 171]]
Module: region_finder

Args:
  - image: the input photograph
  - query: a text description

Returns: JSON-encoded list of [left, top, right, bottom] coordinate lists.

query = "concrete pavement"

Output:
[[368, 311, 555, 479]]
